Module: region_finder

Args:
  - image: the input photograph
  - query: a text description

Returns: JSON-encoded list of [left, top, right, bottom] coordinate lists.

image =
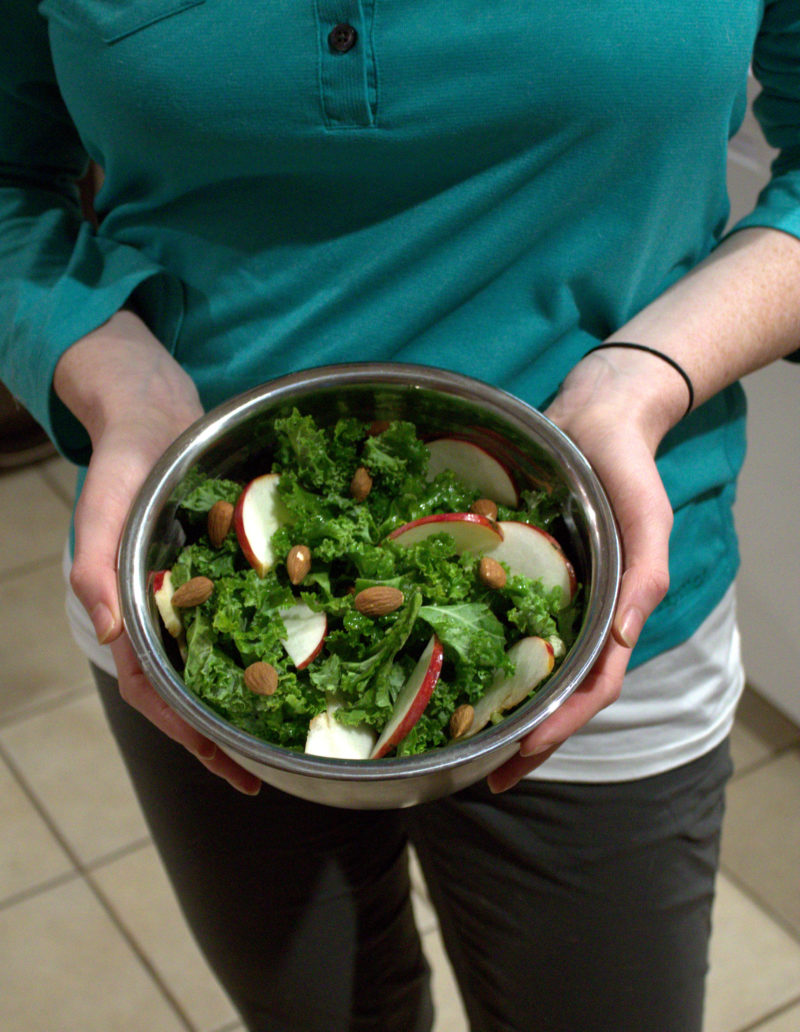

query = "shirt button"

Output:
[[328, 23, 358, 53]]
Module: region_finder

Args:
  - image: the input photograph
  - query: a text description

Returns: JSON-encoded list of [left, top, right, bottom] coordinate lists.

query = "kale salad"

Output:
[[152, 411, 581, 759]]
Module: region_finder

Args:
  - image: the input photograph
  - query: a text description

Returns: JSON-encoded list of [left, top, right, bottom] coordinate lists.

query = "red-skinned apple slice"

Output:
[[465, 636, 555, 737], [425, 437, 518, 507], [370, 635, 444, 759], [152, 570, 183, 638], [388, 512, 503, 552], [305, 697, 377, 759], [234, 473, 289, 577], [484, 520, 577, 606], [280, 602, 327, 669]]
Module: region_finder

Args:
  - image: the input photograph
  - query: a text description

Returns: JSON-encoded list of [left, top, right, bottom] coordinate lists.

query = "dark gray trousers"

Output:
[[92, 665, 731, 1032]]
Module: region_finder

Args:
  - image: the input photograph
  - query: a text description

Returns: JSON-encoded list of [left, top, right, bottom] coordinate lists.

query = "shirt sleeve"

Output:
[[0, 3, 183, 462]]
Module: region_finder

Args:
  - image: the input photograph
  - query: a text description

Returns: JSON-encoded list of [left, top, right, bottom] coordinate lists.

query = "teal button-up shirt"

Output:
[[2, 1, 799, 665]]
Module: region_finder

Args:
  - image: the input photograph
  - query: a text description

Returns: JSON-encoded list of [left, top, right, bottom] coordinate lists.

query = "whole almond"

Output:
[[354, 585, 404, 617], [450, 704, 474, 739], [471, 498, 498, 521], [171, 575, 214, 608], [368, 419, 391, 436], [478, 556, 507, 590], [350, 466, 373, 501], [244, 661, 278, 696], [207, 499, 235, 548], [286, 544, 312, 585]]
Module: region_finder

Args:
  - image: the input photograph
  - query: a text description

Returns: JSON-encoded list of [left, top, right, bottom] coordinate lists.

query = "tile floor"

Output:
[[1, 454, 799, 1032]]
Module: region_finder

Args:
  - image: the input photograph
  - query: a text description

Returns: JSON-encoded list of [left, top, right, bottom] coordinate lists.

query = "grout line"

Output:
[[0, 739, 198, 1032], [0, 681, 96, 731], [0, 551, 64, 585], [735, 993, 800, 1032], [718, 861, 800, 949], [0, 868, 83, 914]]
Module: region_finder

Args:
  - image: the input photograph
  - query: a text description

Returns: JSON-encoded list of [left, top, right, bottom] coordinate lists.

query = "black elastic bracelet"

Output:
[[584, 342, 695, 417]]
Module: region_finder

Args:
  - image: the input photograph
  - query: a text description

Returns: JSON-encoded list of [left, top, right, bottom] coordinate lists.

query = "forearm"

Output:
[[53, 307, 201, 442], [608, 226, 800, 409]]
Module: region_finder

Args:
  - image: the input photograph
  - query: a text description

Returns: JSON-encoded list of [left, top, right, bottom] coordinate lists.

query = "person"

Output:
[[2, 4, 799, 1030]]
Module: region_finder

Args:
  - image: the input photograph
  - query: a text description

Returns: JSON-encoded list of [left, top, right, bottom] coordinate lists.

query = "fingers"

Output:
[[110, 636, 262, 795], [487, 638, 632, 793]]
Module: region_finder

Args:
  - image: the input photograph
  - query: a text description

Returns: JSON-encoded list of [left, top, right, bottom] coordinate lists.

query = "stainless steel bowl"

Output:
[[118, 363, 621, 809]]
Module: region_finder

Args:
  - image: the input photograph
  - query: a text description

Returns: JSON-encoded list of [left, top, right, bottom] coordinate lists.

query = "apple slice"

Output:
[[234, 473, 289, 577], [465, 636, 555, 737], [426, 437, 518, 507], [305, 697, 377, 760], [152, 570, 183, 638], [279, 601, 327, 669], [370, 635, 444, 759], [484, 520, 576, 606], [388, 512, 503, 553]]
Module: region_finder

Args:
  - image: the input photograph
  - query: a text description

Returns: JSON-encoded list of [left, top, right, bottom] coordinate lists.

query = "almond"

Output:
[[244, 661, 278, 696], [353, 585, 404, 617], [207, 499, 235, 548], [450, 704, 474, 740], [286, 544, 312, 585], [478, 556, 506, 590], [350, 466, 373, 502], [171, 575, 214, 608], [471, 498, 498, 521], [368, 419, 391, 436]]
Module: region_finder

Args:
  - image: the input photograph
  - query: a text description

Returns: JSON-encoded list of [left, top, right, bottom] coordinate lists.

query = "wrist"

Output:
[[552, 343, 691, 449], [54, 309, 201, 443]]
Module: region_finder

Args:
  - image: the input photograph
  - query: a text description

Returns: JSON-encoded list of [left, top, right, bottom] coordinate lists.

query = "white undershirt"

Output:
[[64, 544, 743, 783]]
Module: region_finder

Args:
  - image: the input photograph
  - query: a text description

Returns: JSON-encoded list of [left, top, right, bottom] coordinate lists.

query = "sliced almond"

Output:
[[471, 498, 498, 521], [207, 499, 235, 548], [478, 556, 507, 590], [353, 585, 404, 617], [171, 576, 214, 608], [350, 466, 373, 501], [286, 544, 312, 585], [244, 661, 278, 696], [450, 704, 474, 739]]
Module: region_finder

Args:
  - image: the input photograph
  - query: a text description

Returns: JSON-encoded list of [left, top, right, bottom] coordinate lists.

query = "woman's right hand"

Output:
[[54, 309, 262, 794]]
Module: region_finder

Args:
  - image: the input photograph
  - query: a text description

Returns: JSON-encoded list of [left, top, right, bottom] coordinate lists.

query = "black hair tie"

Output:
[[584, 342, 694, 417]]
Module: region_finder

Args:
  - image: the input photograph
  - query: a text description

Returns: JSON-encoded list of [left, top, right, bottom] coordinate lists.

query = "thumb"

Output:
[[69, 438, 154, 645]]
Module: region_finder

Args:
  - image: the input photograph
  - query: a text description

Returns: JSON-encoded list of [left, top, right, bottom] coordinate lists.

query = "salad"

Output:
[[152, 411, 581, 759]]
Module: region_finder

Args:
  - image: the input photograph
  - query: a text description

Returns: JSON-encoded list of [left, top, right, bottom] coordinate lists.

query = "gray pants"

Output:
[[92, 665, 731, 1032]]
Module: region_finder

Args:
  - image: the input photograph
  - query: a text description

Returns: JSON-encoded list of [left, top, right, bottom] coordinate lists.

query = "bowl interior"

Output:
[[119, 364, 620, 790]]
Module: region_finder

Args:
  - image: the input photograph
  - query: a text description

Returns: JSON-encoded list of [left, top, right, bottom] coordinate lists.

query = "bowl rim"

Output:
[[118, 362, 622, 785]]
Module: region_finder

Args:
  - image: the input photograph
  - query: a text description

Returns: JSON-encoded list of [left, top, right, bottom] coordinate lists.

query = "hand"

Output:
[[55, 310, 262, 794], [487, 346, 686, 792]]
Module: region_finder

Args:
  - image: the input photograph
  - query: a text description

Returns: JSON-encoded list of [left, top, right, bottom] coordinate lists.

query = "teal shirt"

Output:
[[2, 1, 800, 666]]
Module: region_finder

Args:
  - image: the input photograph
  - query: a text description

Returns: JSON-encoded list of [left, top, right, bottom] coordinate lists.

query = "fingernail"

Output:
[[519, 739, 552, 759], [91, 603, 115, 645], [197, 739, 217, 761], [616, 607, 641, 649]]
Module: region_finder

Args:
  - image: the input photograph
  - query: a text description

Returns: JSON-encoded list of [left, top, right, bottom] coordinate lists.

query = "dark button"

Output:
[[328, 23, 358, 53]]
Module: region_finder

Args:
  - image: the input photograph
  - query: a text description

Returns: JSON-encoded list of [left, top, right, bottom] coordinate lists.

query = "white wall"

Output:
[[727, 78, 800, 724]]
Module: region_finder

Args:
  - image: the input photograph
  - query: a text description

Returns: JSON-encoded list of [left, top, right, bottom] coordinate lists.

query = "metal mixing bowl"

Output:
[[118, 363, 621, 808]]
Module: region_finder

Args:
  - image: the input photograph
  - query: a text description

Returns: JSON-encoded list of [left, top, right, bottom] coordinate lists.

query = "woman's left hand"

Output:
[[487, 346, 686, 792]]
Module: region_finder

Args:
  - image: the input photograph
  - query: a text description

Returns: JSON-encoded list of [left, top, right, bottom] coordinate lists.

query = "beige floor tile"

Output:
[[705, 874, 800, 1032], [0, 465, 71, 576], [0, 693, 149, 864], [423, 925, 469, 1032], [92, 843, 239, 1032], [37, 455, 79, 508], [0, 877, 187, 1032], [720, 748, 800, 938], [730, 688, 800, 776], [0, 562, 94, 722], [0, 754, 74, 902], [748, 1001, 800, 1032]]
